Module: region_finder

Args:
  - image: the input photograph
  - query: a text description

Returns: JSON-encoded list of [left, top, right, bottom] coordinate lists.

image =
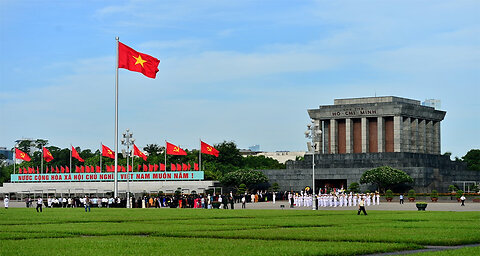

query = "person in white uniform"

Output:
[[3, 195, 9, 209]]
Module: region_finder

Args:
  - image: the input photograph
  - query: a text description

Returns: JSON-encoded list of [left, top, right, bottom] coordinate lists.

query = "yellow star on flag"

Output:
[[133, 55, 147, 67]]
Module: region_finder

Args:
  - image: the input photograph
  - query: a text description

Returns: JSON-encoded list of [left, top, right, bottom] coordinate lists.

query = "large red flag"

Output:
[[133, 144, 147, 161], [71, 146, 85, 162], [43, 147, 54, 162], [118, 42, 160, 79], [102, 145, 115, 159], [166, 142, 187, 155], [201, 141, 219, 157], [15, 148, 31, 162]]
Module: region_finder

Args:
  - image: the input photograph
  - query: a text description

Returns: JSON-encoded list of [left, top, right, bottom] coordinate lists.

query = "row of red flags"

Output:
[[15, 141, 219, 163], [17, 162, 201, 174]]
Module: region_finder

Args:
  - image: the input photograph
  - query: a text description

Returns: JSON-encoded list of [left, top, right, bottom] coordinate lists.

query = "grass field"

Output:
[[1, 208, 479, 256]]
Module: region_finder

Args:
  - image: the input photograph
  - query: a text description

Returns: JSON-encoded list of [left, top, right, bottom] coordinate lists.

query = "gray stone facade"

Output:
[[261, 153, 479, 193], [260, 96, 479, 194]]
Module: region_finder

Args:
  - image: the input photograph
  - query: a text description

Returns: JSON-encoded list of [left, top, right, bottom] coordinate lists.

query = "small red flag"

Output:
[[46, 166, 49, 173], [201, 141, 220, 157], [23, 167, 27, 174], [56, 166, 60, 173], [160, 163, 166, 171], [166, 142, 187, 155], [66, 166, 70, 173], [133, 144, 147, 161], [171, 163, 176, 171], [37, 166, 39, 174], [148, 164, 153, 172], [143, 164, 148, 172], [194, 163, 199, 171], [61, 166, 65, 173], [81, 166, 85, 173], [75, 166, 79, 173], [102, 145, 115, 159], [15, 148, 31, 162], [71, 146, 85, 162], [154, 164, 158, 171], [182, 163, 187, 171], [176, 163, 181, 171], [118, 42, 160, 79], [128, 165, 132, 172], [43, 147, 54, 162], [188, 163, 191, 170], [96, 166, 101, 173], [138, 164, 141, 171], [18, 167, 22, 174], [106, 165, 111, 172]]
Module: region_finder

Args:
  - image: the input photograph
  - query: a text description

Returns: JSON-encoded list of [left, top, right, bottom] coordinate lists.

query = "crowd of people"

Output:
[[287, 191, 381, 208]]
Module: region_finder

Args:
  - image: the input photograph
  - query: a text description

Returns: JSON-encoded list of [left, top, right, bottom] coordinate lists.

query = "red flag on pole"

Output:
[[15, 148, 31, 162], [46, 166, 49, 173], [75, 166, 79, 173], [188, 163, 191, 170], [96, 166, 101, 173], [143, 164, 148, 172], [102, 144, 115, 159], [106, 165, 111, 172], [118, 41, 160, 79], [37, 166, 39, 174], [81, 166, 85, 173], [43, 147, 54, 162], [201, 141, 220, 157], [71, 146, 85, 162], [61, 166, 65, 173], [128, 165, 132, 172], [166, 142, 187, 155], [171, 163, 176, 171], [18, 167, 22, 174], [160, 163, 165, 171], [138, 165, 141, 171], [148, 164, 153, 172], [66, 166, 70, 173], [182, 163, 187, 171], [154, 164, 158, 171], [194, 163, 199, 171], [176, 163, 181, 171], [133, 144, 147, 161], [86, 166, 90, 173], [56, 166, 60, 173]]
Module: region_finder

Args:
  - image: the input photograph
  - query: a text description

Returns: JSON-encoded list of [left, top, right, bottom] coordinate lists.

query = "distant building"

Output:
[[0, 147, 14, 166], [248, 145, 260, 151], [422, 99, 441, 109], [256, 151, 305, 164]]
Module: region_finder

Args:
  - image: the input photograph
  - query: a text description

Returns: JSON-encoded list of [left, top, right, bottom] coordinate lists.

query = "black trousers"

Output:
[[400, 199, 404, 204], [358, 206, 367, 215], [36, 204, 42, 212]]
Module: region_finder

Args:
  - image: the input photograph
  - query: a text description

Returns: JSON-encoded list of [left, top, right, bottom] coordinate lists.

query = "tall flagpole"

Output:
[[13, 147, 16, 175], [100, 142, 102, 173], [41, 146, 44, 174], [164, 140, 167, 172], [114, 37, 120, 198], [69, 144, 72, 174], [199, 139, 202, 172]]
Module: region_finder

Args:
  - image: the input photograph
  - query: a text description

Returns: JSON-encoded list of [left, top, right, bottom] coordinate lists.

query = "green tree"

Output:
[[144, 144, 163, 156], [244, 155, 285, 169], [348, 182, 360, 193], [360, 166, 413, 193], [462, 149, 480, 171], [220, 169, 268, 190], [271, 182, 280, 192]]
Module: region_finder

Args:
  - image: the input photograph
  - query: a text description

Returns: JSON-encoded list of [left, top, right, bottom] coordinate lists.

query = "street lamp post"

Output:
[[305, 120, 322, 210], [121, 129, 135, 208]]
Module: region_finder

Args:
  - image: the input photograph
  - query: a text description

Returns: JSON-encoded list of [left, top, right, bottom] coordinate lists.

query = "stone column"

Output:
[[418, 119, 426, 153], [330, 119, 338, 154], [411, 118, 419, 153], [393, 116, 402, 152], [345, 118, 353, 153], [324, 120, 330, 154], [314, 119, 322, 153], [361, 117, 369, 153], [402, 117, 411, 152], [433, 121, 441, 154], [377, 117, 385, 153], [425, 120, 433, 154]]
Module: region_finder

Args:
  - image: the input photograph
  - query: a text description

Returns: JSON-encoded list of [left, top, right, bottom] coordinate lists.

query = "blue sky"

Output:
[[0, 0, 478, 158]]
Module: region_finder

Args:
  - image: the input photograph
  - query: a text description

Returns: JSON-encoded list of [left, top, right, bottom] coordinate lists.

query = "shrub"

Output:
[[385, 189, 394, 199], [408, 189, 416, 198], [456, 190, 464, 198], [348, 182, 360, 193], [430, 190, 438, 198]]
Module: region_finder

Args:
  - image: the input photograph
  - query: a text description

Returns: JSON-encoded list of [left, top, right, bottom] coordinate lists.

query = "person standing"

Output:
[[460, 195, 466, 206], [229, 196, 234, 209], [399, 194, 404, 205], [241, 195, 246, 209], [358, 198, 367, 215], [3, 195, 9, 209], [36, 197, 43, 212], [84, 196, 91, 212]]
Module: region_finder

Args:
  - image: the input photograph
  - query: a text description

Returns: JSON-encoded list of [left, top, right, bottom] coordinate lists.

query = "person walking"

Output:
[[357, 198, 367, 215], [3, 195, 9, 209], [36, 196, 43, 212], [399, 194, 404, 204], [460, 195, 466, 206]]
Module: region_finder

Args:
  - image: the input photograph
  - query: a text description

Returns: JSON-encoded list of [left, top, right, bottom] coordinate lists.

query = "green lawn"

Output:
[[0, 208, 479, 255]]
